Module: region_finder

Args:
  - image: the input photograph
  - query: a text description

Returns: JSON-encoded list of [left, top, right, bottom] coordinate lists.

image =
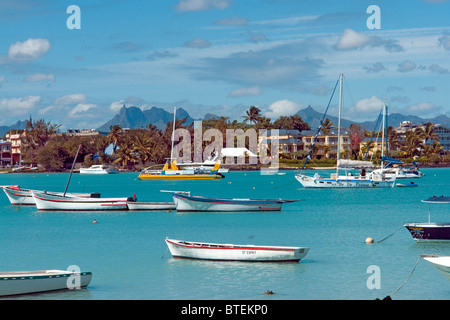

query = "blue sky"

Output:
[[1, 0, 449, 130]]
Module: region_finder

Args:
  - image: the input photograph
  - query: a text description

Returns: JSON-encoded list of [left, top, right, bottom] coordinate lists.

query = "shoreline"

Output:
[[2, 162, 450, 174]]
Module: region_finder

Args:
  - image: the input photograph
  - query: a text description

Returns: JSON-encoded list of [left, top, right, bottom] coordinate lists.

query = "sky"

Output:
[[0, 0, 449, 130]]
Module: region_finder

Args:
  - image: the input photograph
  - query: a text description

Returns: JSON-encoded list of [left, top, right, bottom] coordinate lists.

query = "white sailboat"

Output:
[[369, 104, 422, 181], [295, 74, 396, 188]]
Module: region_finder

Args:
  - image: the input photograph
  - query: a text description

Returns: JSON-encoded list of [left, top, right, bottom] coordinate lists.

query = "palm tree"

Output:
[[423, 140, 443, 157], [242, 106, 261, 125], [134, 132, 153, 165], [421, 122, 439, 143], [107, 125, 123, 153], [113, 135, 136, 168], [400, 130, 424, 158], [322, 144, 332, 158], [387, 126, 400, 151], [321, 118, 333, 135]]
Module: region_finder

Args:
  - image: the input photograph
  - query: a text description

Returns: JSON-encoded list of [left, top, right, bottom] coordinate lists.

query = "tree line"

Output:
[[9, 106, 448, 170]]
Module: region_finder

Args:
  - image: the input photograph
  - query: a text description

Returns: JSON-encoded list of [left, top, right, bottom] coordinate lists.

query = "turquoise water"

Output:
[[0, 168, 449, 300]]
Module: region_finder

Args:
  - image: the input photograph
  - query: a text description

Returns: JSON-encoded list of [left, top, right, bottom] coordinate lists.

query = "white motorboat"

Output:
[[171, 192, 297, 212], [79, 165, 118, 174], [32, 191, 131, 211], [165, 238, 309, 262], [127, 201, 176, 211], [0, 269, 92, 297], [421, 255, 450, 281], [1, 185, 100, 206]]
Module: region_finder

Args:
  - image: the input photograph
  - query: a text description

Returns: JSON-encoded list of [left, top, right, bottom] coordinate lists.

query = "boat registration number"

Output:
[[242, 250, 256, 255]]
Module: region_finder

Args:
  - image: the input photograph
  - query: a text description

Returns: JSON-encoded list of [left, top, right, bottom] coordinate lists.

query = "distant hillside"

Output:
[[296, 106, 450, 130], [97, 105, 196, 132], [0, 120, 28, 138]]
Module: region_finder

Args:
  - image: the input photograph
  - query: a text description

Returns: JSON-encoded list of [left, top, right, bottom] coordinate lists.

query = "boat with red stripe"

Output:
[[165, 238, 309, 262]]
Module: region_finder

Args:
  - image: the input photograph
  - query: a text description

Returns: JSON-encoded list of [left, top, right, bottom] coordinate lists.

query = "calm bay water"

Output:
[[0, 168, 449, 300]]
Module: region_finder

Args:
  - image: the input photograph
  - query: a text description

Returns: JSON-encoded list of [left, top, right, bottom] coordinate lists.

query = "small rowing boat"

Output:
[[165, 238, 309, 262], [127, 201, 176, 211], [0, 269, 92, 297], [31, 191, 131, 211], [1, 185, 100, 206], [171, 192, 297, 212]]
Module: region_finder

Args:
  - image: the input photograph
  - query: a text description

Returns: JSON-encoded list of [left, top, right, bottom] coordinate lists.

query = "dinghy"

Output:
[[165, 238, 309, 262]]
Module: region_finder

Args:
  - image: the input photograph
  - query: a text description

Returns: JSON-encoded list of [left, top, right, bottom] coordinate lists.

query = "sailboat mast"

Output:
[[337, 73, 343, 177], [381, 104, 385, 169], [170, 107, 176, 161]]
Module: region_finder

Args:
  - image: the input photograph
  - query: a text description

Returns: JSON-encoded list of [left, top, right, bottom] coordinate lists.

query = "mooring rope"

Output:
[[377, 225, 403, 243], [389, 255, 422, 297]]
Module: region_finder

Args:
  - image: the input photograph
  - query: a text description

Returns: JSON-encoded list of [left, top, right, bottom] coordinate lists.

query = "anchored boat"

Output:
[[32, 191, 132, 211], [138, 160, 224, 180], [404, 196, 450, 242], [421, 255, 450, 281], [295, 75, 395, 189], [165, 238, 309, 262], [79, 165, 118, 174], [1, 185, 100, 206], [0, 269, 92, 297], [171, 192, 297, 212], [127, 201, 176, 211]]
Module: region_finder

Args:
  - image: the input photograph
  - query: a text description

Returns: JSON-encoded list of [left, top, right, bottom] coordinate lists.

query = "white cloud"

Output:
[[0, 95, 41, 116], [8, 38, 50, 61], [335, 29, 371, 50], [349, 96, 384, 114], [53, 93, 86, 105], [184, 38, 212, 49], [265, 99, 302, 119], [69, 103, 97, 118], [214, 16, 247, 26], [110, 99, 126, 112], [397, 60, 417, 72], [174, 0, 231, 12], [23, 73, 55, 82], [228, 86, 261, 97], [408, 102, 437, 113]]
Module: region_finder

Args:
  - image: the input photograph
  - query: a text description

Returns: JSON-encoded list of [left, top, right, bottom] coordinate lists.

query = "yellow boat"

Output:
[[138, 159, 225, 180]]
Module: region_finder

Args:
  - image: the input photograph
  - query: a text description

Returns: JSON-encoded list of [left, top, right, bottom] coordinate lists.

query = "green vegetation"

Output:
[[5, 108, 449, 171]]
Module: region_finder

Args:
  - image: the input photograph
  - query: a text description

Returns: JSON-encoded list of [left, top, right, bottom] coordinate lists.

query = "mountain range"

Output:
[[96, 104, 450, 132], [296, 106, 450, 130], [1, 105, 449, 138], [96, 105, 196, 132]]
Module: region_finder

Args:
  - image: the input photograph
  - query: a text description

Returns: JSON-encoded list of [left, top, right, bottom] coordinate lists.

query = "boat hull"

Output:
[[127, 202, 176, 211], [0, 270, 92, 296], [79, 166, 118, 174], [173, 194, 292, 212], [2, 186, 100, 205], [295, 174, 395, 188], [404, 223, 450, 242], [165, 239, 309, 262], [422, 255, 450, 281], [32, 192, 128, 211], [2, 186, 35, 205], [138, 173, 224, 180]]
